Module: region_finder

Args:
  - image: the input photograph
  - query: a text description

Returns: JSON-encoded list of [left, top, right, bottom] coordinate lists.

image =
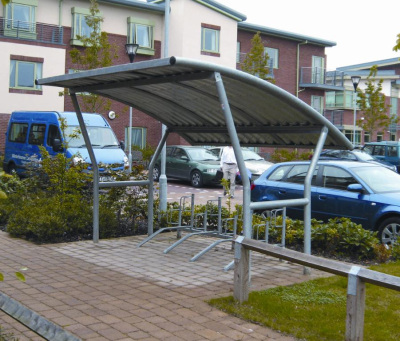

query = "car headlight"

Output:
[[205, 168, 218, 174], [72, 156, 84, 166]]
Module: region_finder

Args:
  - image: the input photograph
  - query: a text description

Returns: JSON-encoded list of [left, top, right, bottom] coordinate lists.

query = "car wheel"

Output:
[[153, 165, 160, 182], [378, 217, 400, 246], [190, 170, 203, 188], [6, 163, 17, 176]]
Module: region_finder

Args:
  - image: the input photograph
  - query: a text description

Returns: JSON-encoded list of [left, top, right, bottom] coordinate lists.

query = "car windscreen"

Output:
[[65, 126, 119, 148], [242, 149, 264, 161], [352, 166, 400, 193], [187, 148, 218, 161]]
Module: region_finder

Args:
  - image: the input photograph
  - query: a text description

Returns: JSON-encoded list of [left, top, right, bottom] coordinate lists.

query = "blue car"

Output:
[[251, 160, 400, 246]]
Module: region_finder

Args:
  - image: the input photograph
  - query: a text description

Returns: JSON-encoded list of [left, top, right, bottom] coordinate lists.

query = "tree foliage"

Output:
[[1, 0, 10, 6], [241, 32, 274, 82], [393, 33, 400, 52], [67, 0, 118, 113], [356, 65, 394, 139]]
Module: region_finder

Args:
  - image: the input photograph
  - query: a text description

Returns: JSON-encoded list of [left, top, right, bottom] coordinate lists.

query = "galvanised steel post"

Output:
[[70, 92, 100, 243]]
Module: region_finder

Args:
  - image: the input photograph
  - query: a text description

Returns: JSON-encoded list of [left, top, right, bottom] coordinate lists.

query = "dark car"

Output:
[[153, 145, 220, 187], [251, 160, 400, 245], [318, 149, 397, 172]]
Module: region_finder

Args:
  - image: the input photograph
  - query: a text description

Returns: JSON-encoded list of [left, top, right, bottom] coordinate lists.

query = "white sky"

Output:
[[216, 0, 400, 70]]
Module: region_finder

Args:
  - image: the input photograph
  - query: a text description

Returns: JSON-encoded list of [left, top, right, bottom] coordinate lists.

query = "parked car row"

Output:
[[251, 160, 400, 246], [152, 145, 273, 188]]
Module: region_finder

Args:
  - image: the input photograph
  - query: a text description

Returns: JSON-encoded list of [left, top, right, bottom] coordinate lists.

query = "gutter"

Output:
[[296, 40, 308, 97]]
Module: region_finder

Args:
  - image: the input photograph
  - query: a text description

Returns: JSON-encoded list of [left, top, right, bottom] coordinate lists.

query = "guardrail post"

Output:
[[346, 266, 365, 341], [233, 236, 249, 303]]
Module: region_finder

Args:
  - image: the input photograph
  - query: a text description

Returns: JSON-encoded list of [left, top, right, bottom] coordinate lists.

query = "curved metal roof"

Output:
[[36, 56, 352, 150]]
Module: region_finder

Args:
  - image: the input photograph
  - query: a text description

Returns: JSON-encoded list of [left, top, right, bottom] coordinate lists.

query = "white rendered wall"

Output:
[[0, 43, 65, 113], [168, 0, 238, 68]]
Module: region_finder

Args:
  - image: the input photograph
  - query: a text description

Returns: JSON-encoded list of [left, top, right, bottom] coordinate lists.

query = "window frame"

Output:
[[71, 7, 102, 46], [125, 127, 147, 149], [127, 17, 155, 56], [4, 0, 37, 39], [9, 55, 43, 92], [264, 47, 279, 69], [201, 23, 220, 56]]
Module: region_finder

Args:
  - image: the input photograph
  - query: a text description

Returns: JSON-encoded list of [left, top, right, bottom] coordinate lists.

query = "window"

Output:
[[364, 131, 370, 143], [264, 47, 279, 69], [326, 90, 357, 109], [322, 166, 357, 191], [28, 124, 46, 145], [201, 24, 220, 55], [344, 130, 361, 145], [312, 56, 324, 84], [285, 165, 318, 184], [9, 123, 28, 143], [267, 165, 292, 181], [311, 96, 323, 114], [377, 132, 383, 142], [10, 57, 42, 91], [5, 0, 37, 37], [127, 17, 155, 55], [125, 127, 147, 149], [236, 42, 241, 63], [47, 125, 61, 148], [71, 7, 101, 46]]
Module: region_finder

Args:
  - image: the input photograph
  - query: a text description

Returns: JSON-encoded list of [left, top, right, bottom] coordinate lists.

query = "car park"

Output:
[[362, 141, 400, 172], [153, 145, 220, 187], [208, 147, 273, 181], [251, 160, 400, 245], [318, 149, 397, 172]]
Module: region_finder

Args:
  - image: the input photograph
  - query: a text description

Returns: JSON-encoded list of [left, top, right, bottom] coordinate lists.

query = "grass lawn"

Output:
[[208, 261, 400, 341]]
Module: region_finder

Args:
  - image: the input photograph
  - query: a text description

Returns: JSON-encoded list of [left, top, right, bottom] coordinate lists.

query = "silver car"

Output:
[[208, 147, 273, 181]]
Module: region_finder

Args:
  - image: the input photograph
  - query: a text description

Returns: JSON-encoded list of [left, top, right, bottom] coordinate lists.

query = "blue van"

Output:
[[3, 111, 128, 179], [363, 141, 400, 172]]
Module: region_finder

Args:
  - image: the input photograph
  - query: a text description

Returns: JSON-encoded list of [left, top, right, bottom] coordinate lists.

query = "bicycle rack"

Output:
[[137, 194, 196, 247], [163, 197, 238, 256]]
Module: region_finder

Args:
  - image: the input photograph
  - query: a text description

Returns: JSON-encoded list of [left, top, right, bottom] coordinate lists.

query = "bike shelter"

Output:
[[37, 56, 352, 273]]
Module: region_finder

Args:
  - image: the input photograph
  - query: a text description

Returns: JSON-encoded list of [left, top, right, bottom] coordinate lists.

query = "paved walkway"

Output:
[[0, 231, 327, 340]]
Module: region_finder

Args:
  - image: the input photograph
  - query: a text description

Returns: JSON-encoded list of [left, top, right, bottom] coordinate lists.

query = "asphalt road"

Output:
[[156, 180, 243, 206]]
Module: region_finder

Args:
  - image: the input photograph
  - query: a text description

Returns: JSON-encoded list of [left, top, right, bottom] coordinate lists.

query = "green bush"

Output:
[[270, 148, 312, 163]]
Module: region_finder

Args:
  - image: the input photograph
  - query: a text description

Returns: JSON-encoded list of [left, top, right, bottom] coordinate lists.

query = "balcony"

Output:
[[300, 67, 344, 91], [323, 109, 344, 128], [0, 18, 64, 45]]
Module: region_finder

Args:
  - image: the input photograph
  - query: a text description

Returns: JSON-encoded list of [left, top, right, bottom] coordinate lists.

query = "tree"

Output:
[[393, 33, 400, 52], [241, 32, 274, 82], [356, 65, 394, 140], [66, 0, 118, 113], [1, 0, 10, 6]]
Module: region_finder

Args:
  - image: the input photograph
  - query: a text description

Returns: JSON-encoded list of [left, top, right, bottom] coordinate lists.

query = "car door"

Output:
[[314, 165, 370, 226], [275, 164, 319, 220], [168, 147, 191, 180]]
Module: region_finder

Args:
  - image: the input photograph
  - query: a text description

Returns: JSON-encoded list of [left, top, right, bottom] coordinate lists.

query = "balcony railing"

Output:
[[300, 67, 344, 90], [0, 18, 63, 45], [323, 109, 344, 127]]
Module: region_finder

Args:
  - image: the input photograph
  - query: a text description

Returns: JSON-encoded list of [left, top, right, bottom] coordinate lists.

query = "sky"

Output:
[[216, 0, 400, 70]]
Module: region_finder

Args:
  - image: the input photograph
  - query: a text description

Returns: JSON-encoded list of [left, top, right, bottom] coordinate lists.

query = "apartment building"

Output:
[[326, 58, 400, 144], [0, 0, 339, 153]]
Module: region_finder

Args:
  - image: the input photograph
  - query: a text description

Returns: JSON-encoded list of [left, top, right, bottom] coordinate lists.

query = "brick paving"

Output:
[[0, 231, 328, 340]]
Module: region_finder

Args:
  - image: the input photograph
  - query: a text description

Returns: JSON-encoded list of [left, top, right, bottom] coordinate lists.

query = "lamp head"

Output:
[[125, 43, 139, 63], [351, 75, 361, 91]]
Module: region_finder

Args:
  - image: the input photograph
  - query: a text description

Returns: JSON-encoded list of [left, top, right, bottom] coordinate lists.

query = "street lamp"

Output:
[[125, 43, 139, 172], [351, 75, 361, 145]]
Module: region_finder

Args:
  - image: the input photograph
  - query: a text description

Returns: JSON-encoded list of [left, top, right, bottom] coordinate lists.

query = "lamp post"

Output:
[[125, 43, 139, 172], [351, 75, 361, 146]]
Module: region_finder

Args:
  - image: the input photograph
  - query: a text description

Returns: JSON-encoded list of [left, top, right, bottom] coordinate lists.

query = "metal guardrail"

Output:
[[0, 18, 63, 45], [0, 292, 80, 340], [233, 236, 400, 340], [300, 67, 344, 87]]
